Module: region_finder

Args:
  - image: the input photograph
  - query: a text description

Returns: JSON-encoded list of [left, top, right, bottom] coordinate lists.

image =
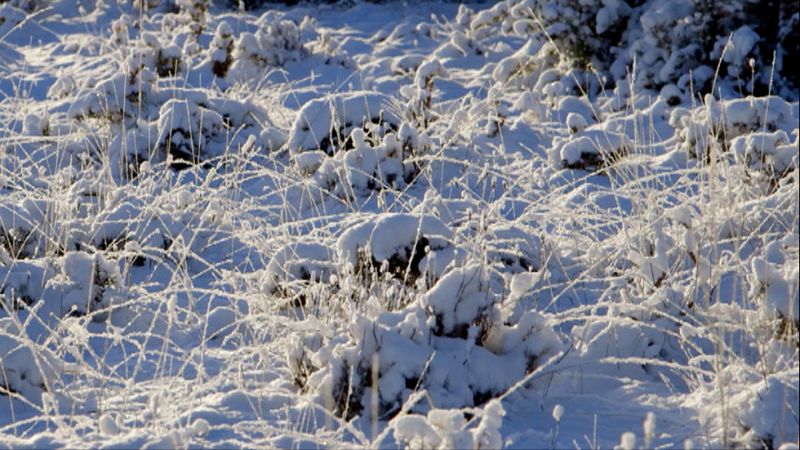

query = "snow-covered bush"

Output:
[[694, 367, 799, 449], [1, 0, 799, 447], [227, 19, 306, 80], [156, 98, 226, 169], [288, 91, 399, 155], [176, 0, 208, 39], [208, 22, 234, 78], [0, 199, 55, 260], [492, 39, 540, 90], [113, 31, 185, 78], [22, 112, 50, 136], [421, 264, 496, 338], [749, 235, 800, 342], [285, 90, 443, 197], [505, 0, 632, 71], [626, 0, 799, 97], [132, 0, 177, 13], [286, 92, 434, 197], [472, 0, 799, 98], [305, 28, 354, 69], [731, 130, 799, 189], [67, 62, 157, 123], [548, 127, 632, 171], [675, 95, 797, 164], [337, 213, 454, 286], [301, 126, 431, 198], [43, 251, 124, 318], [0, 260, 52, 311], [154, 44, 184, 78], [290, 264, 564, 420], [261, 242, 335, 306], [400, 59, 448, 127]]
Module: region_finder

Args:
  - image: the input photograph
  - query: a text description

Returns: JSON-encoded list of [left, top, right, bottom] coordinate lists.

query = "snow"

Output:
[[390, 394, 505, 449], [552, 404, 564, 421], [618, 431, 636, 450], [720, 26, 760, 67], [0, 0, 798, 449]]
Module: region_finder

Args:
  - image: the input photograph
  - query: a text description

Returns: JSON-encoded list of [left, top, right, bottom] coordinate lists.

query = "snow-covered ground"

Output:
[[0, 0, 798, 448]]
